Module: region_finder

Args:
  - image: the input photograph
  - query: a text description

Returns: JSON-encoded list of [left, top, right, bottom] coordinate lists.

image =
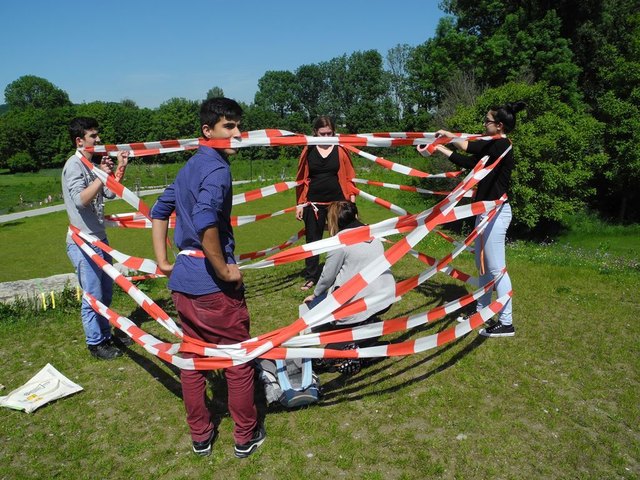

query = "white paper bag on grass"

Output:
[[0, 364, 83, 413]]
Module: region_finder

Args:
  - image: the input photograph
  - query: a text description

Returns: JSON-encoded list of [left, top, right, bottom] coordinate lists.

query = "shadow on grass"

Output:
[[319, 332, 488, 406], [117, 297, 183, 399], [312, 277, 484, 406], [390, 280, 471, 319], [244, 270, 301, 299], [0, 220, 25, 228]]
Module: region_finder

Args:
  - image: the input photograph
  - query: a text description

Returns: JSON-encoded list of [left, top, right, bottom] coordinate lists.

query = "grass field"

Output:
[[1, 167, 639, 479], [0, 148, 435, 215]]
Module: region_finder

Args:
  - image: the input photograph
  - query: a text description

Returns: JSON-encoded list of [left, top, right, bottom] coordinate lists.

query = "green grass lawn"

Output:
[[0, 148, 436, 215], [1, 171, 639, 479]]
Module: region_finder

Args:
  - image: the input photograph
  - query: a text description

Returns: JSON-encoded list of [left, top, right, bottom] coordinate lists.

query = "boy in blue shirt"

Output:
[[151, 98, 264, 458]]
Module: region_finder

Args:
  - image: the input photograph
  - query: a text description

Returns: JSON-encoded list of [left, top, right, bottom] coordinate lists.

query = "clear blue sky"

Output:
[[0, 1, 446, 108]]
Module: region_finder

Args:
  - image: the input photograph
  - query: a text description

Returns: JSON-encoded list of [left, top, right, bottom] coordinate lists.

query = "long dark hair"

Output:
[[327, 201, 359, 236], [489, 101, 526, 133]]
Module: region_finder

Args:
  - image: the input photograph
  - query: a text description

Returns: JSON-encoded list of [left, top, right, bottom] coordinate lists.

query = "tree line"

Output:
[[0, 0, 637, 226]]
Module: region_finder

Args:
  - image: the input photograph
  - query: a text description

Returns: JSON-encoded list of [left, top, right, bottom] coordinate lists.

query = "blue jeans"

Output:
[[475, 203, 513, 325], [66, 240, 113, 345]]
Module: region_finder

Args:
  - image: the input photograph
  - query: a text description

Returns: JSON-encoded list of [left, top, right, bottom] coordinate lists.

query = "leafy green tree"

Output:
[[476, 10, 581, 105], [595, 91, 640, 222], [439, 0, 640, 221], [254, 71, 300, 118], [406, 16, 478, 118], [75, 101, 154, 145], [7, 151, 37, 173], [0, 106, 72, 169], [586, 1, 640, 221], [443, 82, 606, 232], [386, 43, 414, 124], [320, 50, 394, 132], [206, 86, 225, 99], [120, 98, 138, 108], [295, 64, 325, 123], [4, 75, 71, 110], [151, 97, 200, 141], [238, 104, 281, 159]]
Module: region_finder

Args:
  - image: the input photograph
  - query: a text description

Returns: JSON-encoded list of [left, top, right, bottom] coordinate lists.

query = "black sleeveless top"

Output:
[[307, 146, 344, 202]]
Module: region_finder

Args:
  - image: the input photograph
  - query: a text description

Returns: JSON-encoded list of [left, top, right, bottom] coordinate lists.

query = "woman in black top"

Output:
[[431, 101, 525, 337], [295, 116, 357, 290]]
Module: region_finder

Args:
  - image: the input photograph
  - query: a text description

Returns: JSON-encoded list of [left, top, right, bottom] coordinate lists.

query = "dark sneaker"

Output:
[[335, 343, 362, 376], [336, 358, 362, 376], [88, 341, 123, 360], [192, 429, 217, 457], [479, 322, 515, 337], [234, 425, 266, 458], [312, 358, 337, 373], [111, 330, 134, 347], [456, 314, 470, 323]]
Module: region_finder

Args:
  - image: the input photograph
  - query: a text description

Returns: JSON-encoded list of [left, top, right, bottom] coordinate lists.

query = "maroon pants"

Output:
[[172, 290, 257, 444]]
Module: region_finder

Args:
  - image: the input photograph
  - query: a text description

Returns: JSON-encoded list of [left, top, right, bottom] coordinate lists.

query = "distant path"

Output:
[[0, 181, 250, 224], [0, 181, 252, 302]]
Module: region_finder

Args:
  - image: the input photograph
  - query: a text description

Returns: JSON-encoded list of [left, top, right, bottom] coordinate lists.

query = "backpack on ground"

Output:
[[257, 357, 320, 408]]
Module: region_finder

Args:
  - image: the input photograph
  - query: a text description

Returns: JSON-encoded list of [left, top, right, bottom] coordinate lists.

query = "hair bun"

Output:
[[506, 101, 527, 114]]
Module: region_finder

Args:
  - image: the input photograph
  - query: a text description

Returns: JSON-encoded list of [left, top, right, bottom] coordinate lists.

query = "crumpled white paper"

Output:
[[0, 364, 83, 413]]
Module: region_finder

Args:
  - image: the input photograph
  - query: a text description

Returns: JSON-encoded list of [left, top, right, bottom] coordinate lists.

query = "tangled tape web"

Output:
[[71, 130, 513, 370]]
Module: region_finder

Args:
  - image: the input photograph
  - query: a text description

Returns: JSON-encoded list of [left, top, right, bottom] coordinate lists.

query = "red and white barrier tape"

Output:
[[232, 180, 301, 205], [71, 133, 514, 368], [352, 178, 472, 197], [84, 131, 504, 156], [344, 144, 462, 178]]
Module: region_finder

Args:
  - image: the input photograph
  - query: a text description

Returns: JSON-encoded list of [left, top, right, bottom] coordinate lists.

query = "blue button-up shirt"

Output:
[[151, 146, 236, 295]]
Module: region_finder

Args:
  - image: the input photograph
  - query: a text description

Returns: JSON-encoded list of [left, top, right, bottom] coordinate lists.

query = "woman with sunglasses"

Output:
[[296, 116, 357, 291], [428, 101, 526, 337]]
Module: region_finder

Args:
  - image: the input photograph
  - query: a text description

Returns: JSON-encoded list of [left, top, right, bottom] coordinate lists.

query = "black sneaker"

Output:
[[111, 330, 134, 347], [88, 341, 123, 360], [192, 429, 217, 457], [234, 425, 266, 458], [334, 343, 362, 376], [479, 322, 515, 337], [336, 358, 362, 376]]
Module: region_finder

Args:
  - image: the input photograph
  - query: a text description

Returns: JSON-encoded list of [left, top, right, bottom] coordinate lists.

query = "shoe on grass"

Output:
[[88, 341, 123, 360], [192, 429, 217, 457], [479, 321, 515, 337], [111, 330, 134, 347], [234, 425, 266, 458]]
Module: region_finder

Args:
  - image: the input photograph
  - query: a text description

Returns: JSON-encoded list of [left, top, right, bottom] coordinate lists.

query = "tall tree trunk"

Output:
[[618, 194, 627, 223]]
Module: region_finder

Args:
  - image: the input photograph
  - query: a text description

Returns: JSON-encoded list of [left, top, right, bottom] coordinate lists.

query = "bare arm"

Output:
[[151, 218, 173, 276], [114, 150, 129, 182], [436, 129, 469, 152], [201, 226, 243, 289]]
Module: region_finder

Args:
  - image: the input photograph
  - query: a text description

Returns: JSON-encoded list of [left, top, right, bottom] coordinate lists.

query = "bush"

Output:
[[7, 151, 38, 173], [443, 81, 606, 233]]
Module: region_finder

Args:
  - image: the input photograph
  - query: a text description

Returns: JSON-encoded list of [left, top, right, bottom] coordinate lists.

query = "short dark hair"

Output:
[[313, 115, 336, 133], [489, 101, 526, 133], [69, 117, 99, 147], [200, 97, 243, 130]]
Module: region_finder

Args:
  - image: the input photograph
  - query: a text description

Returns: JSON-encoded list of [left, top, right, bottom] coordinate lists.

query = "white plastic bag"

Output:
[[0, 364, 83, 413]]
